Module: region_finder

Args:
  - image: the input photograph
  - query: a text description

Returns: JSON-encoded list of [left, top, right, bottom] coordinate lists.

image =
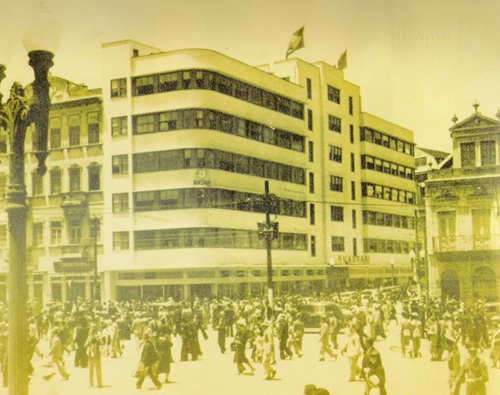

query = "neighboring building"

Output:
[[425, 104, 500, 307], [100, 40, 416, 301], [0, 76, 104, 302], [414, 146, 451, 294]]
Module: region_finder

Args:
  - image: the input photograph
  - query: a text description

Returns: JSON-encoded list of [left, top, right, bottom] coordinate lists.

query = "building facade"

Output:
[[0, 76, 104, 302], [426, 105, 500, 307], [99, 40, 416, 301], [0, 40, 417, 302]]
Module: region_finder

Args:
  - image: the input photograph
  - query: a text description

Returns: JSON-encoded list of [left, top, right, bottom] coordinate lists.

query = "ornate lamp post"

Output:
[[0, 3, 59, 394]]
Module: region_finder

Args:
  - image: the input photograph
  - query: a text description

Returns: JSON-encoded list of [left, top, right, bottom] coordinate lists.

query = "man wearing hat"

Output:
[[136, 331, 162, 390], [446, 333, 462, 395], [49, 327, 70, 380], [452, 343, 488, 395]]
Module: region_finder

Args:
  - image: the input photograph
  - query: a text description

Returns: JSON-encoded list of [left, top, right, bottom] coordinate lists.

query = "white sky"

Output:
[[2, 0, 500, 152]]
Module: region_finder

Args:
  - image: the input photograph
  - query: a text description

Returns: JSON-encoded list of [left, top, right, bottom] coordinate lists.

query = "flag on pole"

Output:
[[337, 50, 348, 70], [286, 26, 305, 59]]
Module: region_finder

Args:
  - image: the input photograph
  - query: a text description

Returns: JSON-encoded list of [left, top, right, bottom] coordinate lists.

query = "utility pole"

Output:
[[257, 180, 279, 316], [91, 217, 100, 303]]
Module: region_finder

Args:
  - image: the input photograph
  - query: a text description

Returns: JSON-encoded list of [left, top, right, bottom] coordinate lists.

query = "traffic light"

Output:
[[272, 222, 279, 239]]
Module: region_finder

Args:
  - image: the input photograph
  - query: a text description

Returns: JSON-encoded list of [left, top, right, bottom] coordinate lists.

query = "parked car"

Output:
[[300, 301, 343, 332], [484, 302, 500, 329]]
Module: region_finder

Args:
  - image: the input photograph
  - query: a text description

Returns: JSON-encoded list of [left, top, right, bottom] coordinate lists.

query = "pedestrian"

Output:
[[49, 328, 70, 380], [489, 321, 500, 369], [232, 319, 255, 375], [74, 318, 89, 368], [319, 316, 336, 361], [216, 314, 227, 354], [262, 322, 277, 380], [362, 338, 387, 395], [400, 312, 412, 358], [427, 316, 440, 361], [446, 335, 462, 395], [410, 312, 422, 358], [156, 328, 173, 383], [136, 331, 162, 390], [452, 343, 489, 395], [276, 314, 293, 360], [85, 323, 103, 388], [342, 324, 361, 382]]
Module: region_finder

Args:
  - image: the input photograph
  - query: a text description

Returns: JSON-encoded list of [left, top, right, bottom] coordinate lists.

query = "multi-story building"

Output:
[[426, 105, 500, 307], [99, 40, 416, 301], [0, 76, 104, 302]]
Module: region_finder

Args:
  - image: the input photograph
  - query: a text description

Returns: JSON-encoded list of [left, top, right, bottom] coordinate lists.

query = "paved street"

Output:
[[1, 322, 499, 395]]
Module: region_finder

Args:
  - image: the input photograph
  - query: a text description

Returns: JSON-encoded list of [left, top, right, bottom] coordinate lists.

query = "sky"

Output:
[[1, 0, 500, 152]]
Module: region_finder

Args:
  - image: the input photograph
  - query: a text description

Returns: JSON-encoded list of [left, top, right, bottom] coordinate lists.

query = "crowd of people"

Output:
[[0, 286, 497, 394]]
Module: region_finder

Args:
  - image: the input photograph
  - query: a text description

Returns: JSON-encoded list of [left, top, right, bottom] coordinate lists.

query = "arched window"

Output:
[[473, 266, 497, 302]]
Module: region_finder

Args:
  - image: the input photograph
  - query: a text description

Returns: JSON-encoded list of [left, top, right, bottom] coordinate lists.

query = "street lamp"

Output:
[[0, 3, 59, 394]]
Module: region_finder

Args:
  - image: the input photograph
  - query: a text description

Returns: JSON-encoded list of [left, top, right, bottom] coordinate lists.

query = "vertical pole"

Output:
[[264, 181, 274, 312], [414, 209, 422, 299], [92, 218, 99, 303]]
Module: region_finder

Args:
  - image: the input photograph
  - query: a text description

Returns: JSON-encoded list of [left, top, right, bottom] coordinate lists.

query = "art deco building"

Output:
[[99, 40, 416, 301], [425, 105, 500, 307]]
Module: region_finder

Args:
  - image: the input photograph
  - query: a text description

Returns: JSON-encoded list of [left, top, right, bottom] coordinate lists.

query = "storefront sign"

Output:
[[335, 255, 370, 265]]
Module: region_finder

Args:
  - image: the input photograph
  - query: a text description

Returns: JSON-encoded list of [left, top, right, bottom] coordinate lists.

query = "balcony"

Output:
[[428, 165, 500, 181], [433, 235, 500, 261]]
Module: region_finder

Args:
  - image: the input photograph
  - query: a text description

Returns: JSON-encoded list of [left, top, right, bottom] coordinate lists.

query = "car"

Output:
[[300, 301, 344, 332], [484, 302, 500, 329]]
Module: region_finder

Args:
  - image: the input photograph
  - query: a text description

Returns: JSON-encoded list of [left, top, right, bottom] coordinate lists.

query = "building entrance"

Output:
[[441, 270, 460, 301]]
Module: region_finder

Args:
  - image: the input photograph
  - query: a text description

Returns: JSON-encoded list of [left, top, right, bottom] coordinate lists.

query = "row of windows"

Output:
[[30, 166, 101, 196], [30, 220, 101, 247], [50, 124, 100, 149], [134, 227, 308, 251], [133, 188, 306, 218], [361, 182, 415, 205], [361, 155, 415, 180], [461, 140, 497, 167], [132, 149, 306, 185], [131, 108, 305, 152], [362, 210, 415, 229], [363, 238, 416, 254], [360, 127, 414, 156], [128, 69, 304, 119]]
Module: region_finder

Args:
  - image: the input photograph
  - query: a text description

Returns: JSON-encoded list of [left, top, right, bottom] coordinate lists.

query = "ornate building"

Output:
[[425, 104, 500, 307]]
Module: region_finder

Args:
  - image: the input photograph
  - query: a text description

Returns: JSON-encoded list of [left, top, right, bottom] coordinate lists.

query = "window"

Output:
[[69, 223, 82, 244], [350, 153, 355, 172], [111, 78, 127, 98], [135, 114, 156, 134], [112, 116, 128, 137], [50, 168, 61, 194], [353, 237, 357, 256], [351, 181, 356, 200], [88, 166, 100, 191], [350, 125, 354, 143], [50, 128, 61, 149], [50, 221, 62, 245], [309, 172, 315, 193], [310, 203, 315, 225], [32, 172, 43, 196], [69, 126, 80, 146], [113, 193, 129, 213], [112, 155, 129, 175], [331, 206, 344, 222], [113, 231, 130, 250], [32, 222, 43, 247], [329, 145, 342, 162], [460, 142, 475, 167], [0, 174, 6, 198], [308, 141, 314, 162], [352, 209, 357, 229], [311, 235, 316, 257], [69, 167, 80, 192], [349, 96, 353, 115], [88, 123, 100, 144], [306, 78, 312, 99], [480, 140, 496, 166], [330, 175, 343, 192], [327, 85, 340, 104], [328, 115, 341, 132], [307, 109, 313, 131], [331, 236, 345, 251], [0, 225, 6, 247]]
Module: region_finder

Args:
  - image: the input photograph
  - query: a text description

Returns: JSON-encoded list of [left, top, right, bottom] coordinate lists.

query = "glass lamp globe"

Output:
[[22, 1, 60, 55]]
